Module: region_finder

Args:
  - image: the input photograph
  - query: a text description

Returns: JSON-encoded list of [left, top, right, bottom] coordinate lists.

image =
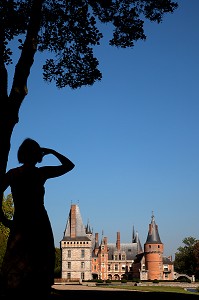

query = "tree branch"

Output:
[[0, 27, 8, 99], [9, 0, 45, 112]]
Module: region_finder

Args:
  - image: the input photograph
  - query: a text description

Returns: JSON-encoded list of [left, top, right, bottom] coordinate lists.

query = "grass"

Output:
[[50, 284, 199, 300], [96, 284, 199, 295], [48, 282, 199, 300]]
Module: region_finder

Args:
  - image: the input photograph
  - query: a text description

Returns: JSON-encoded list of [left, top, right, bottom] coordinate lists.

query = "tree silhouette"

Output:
[[0, 1, 178, 221], [174, 237, 198, 278]]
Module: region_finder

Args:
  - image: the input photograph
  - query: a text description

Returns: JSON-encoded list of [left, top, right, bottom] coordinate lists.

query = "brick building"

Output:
[[60, 204, 174, 281]]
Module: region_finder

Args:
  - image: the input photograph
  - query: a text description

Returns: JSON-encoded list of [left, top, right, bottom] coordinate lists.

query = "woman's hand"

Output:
[[41, 147, 53, 157], [39, 147, 75, 179]]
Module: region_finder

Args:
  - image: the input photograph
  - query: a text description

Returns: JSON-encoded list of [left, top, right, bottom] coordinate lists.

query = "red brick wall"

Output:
[[144, 243, 164, 280]]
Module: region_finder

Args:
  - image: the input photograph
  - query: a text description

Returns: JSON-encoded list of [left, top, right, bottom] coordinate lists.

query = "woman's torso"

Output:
[[9, 166, 46, 221]]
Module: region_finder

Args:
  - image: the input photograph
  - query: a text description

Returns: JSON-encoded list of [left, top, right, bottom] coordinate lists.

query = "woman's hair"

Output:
[[17, 138, 43, 164]]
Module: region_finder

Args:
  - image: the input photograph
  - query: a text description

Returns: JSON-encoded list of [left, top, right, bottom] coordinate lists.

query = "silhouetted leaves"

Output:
[[1, 0, 178, 88]]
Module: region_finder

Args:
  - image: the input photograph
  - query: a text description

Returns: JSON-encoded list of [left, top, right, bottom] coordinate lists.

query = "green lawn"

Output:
[[50, 285, 199, 300], [97, 284, 199, 295]]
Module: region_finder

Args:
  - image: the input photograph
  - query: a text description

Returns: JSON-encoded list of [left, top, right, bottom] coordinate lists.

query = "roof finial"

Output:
[[152, 210, 154, 220], [132, 225, 136, 242]]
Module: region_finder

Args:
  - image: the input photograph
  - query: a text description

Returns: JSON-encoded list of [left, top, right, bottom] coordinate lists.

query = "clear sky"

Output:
[[6, 0, 199, 259]]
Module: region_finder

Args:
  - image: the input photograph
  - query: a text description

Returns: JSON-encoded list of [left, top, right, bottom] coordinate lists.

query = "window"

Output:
[[81, 262, 85, 269], [164, 265, 169, 271], [81, 272, 85, 280], [68, 250, 71, 258], [67, 262, 71, 269], [108, 264, 110, 271], [67, 273, 71, 279], [114, 255, 118, 260], [81, 250, 85, 258], [121, 254, 125, 260], [115, 264, 118, 271]]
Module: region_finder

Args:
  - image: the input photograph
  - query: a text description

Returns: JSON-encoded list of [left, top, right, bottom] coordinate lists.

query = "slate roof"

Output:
[[62, 204, 88, 239], [145, 212, 162, 244], [107, 243, 139, 260]]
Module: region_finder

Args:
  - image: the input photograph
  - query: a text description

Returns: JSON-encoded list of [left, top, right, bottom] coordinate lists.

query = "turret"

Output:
[[144, 212, 164, 280]]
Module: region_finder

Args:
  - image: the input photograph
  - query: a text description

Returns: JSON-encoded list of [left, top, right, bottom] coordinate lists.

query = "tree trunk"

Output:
[[0, 0, 44, 225]]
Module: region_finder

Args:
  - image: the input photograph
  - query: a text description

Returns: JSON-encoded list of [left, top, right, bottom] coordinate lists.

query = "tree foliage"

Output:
[[0, 194, 14, 269], [2, 0, 178, 89], [54, 247, 61, 278], [0, 0, 178, 226], [193, 241, 199, 279], [174, 237, 199, 279]]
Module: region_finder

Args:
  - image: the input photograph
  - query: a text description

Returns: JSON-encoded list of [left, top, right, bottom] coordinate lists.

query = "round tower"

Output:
[[144, 212, 164, 280]]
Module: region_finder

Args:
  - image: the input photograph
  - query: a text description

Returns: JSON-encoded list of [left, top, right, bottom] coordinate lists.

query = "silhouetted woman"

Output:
[[0, 138, 75, 298]]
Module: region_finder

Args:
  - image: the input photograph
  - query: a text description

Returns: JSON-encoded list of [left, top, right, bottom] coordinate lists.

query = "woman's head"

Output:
[[18, 138, 43, 164]]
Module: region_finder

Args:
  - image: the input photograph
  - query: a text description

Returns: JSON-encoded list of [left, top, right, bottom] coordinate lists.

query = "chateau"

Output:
[[60, 204, 174, 281]]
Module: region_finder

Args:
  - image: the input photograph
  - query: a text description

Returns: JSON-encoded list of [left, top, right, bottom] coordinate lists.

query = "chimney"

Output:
[[95, 233, 99, 245], [70, 205, 76, 238], [116, 232, 120, 251]]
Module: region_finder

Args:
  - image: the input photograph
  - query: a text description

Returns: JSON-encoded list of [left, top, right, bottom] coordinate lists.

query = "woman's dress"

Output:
[[1, 166, 55, 296]]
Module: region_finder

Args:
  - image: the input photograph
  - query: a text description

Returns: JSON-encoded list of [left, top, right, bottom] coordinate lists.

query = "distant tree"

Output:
[[193, 241, 199, 279], [54, 247, 61, 278], [0, 194, 14, 269], [0, 1, 178, 225], [174, 237, 198, 278]]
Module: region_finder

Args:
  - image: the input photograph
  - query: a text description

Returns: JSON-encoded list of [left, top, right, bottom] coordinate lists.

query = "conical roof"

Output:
[[145, 212, 162, 244], [63, 204, 87, 238]]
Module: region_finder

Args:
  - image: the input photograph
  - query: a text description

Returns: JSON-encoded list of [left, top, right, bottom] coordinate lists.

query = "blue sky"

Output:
[[6, 0, 199, 259]]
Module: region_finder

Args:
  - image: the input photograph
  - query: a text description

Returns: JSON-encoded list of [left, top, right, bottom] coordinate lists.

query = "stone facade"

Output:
[[61, 238, 92, 281], [61, 205, 93, 281]]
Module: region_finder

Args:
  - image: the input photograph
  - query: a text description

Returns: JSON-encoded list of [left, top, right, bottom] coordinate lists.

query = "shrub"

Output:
[[106, 279, 111, 284], [54, 267, 61, 278], [97, 279, 104, 283], [153, 279, 159, 283]]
